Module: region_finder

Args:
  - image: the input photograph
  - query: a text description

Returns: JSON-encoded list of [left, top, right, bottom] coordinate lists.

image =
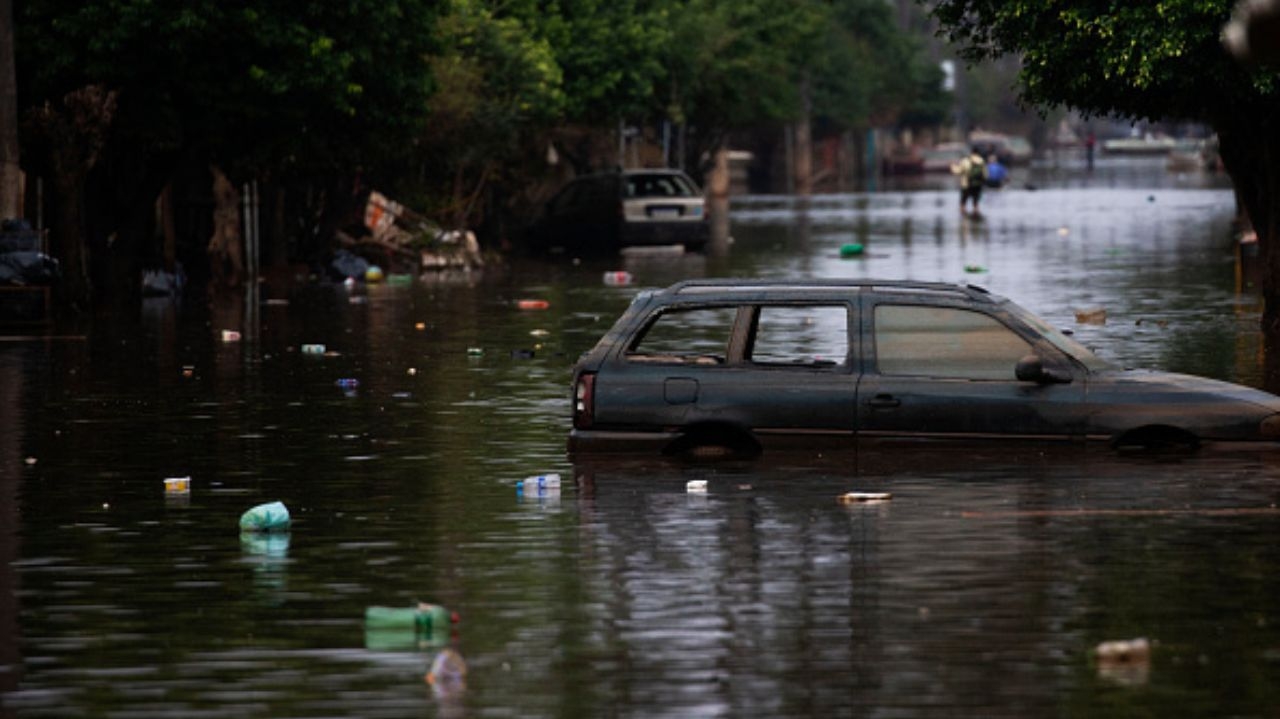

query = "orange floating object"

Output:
[[517, 299, 550, 310]]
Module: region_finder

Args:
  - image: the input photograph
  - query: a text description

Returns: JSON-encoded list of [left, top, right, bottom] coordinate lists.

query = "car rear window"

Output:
[[874, 305, 1030, 380], [626, 306, 736, 365], [625, 174, 697, 198], [749, 305, 848, 367]]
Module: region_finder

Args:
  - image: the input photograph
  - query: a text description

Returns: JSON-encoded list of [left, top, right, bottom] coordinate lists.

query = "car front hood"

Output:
[[1090, 369, 1280, 415]]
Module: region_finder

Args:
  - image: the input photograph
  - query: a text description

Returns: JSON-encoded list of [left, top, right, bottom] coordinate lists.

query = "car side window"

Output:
[[749, 305, 848, 367], [626, 306, 736, 365], [874, 304, 1031, 380]]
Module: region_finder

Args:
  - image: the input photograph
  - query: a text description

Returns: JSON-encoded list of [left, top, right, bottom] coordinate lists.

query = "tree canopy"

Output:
[[929, 0, 1280, 389], [930, 0, 1273, 125]]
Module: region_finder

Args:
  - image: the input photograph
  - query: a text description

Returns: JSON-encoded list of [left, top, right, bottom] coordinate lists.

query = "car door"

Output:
[[538, 176, 619, 253], [729, 302, 857, 444], [856, 299, 1087, 442], [592, 302, 857, 447]]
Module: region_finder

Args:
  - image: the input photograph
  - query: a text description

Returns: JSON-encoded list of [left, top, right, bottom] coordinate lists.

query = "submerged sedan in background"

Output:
[[569, 279, 1280, 456], [526, 169, 710, 256]]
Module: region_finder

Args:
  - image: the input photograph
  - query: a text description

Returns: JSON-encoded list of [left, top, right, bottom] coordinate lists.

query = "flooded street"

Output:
[[6, 156, 1280, 718]]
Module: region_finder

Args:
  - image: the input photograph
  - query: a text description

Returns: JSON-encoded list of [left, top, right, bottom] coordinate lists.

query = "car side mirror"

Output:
[[1016, 354, 1071, 384]]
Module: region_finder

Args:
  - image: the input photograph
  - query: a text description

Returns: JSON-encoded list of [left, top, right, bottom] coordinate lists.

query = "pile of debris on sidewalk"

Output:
[[335, 191, 484, 275], [0, 218, 58, 327]]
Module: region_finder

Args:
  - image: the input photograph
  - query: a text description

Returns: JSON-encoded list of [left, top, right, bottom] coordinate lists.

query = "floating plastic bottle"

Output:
[[839, 243, 865, 258], [164, 476, 190, 494], [301, 344, 326, 355], [239, 501, 291, 533], [364, 603, 454, 650], [335, 378, 360, 388], [516, 299, 550, 310], [365, 603, 451, 632], [686, 480, 708, 493], [518, 474, 561, 495], [603, 271, 633, 286]]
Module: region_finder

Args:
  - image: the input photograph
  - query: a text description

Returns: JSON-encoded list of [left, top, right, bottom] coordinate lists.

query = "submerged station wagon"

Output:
[[569, 279, 1280, 455]]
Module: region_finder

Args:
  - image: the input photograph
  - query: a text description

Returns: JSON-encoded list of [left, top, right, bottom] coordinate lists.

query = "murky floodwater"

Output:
[[5, 156, 1280, 718]]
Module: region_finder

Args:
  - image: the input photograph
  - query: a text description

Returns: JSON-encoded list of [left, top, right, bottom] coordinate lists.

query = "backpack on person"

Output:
[[966, 156, 985, 185]]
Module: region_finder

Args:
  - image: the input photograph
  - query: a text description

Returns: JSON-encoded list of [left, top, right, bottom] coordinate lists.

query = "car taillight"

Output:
[[574, 372, 596, 429]]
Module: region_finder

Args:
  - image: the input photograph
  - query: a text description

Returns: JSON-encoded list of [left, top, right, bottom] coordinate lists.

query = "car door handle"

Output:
[[867, 394, 900, 409]]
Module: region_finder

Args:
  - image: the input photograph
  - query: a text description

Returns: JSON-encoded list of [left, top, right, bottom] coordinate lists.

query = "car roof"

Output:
[[652, 278, 1002, 304]]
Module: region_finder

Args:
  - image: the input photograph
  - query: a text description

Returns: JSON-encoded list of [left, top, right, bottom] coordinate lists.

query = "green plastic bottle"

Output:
[[364, 603, 451, 635]]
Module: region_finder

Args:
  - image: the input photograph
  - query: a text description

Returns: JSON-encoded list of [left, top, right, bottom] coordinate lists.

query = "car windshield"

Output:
[[626, 173, 697, 198], [1005, 301, 1115, 371]]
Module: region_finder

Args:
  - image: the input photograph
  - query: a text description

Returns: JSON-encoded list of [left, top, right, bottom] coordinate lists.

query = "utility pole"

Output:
[[0, 0, 21, 220]]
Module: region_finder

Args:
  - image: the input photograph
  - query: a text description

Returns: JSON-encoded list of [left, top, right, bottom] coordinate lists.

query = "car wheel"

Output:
[[663, 424, 762, 460], [1112, 425, 1200, 452]]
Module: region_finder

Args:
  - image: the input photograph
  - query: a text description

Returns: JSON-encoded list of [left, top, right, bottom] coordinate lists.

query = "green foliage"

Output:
[[413, 0, 567, 219], [929, 0, 1277, 123], [17, 0, 439, 177], [661, 0, 946, 139], [522, 0, 673, 123]]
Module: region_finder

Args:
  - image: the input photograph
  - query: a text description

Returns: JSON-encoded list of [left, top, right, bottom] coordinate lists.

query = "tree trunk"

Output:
[[207, 165, 244, 289], [28, 86, 117, 311], [794, 75, 813, 197], [0, 0, 20, 219], [1215, 106, 1280, 393], [50, 171, 88, 308]]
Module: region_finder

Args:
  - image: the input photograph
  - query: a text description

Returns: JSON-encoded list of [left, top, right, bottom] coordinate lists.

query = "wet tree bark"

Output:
[[207, 165, 244, 289], [1215, 104, 1280, 393], [793, 75, 813, 197], [0, 0, 20, 219], [27, 86, 117, 311]]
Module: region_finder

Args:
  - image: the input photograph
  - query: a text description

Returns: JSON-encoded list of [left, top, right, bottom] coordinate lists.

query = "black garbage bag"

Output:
[[0, 218, 42, 253], [0, 251, 60, 285], [328, 248, 370, 281]]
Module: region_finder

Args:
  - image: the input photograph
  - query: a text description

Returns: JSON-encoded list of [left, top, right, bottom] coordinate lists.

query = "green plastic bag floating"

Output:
[[239, 501, 291, 533]]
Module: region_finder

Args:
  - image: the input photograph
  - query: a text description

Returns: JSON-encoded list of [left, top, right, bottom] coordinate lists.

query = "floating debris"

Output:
[[1075, 308, 1108, 325], [517, 299, 549, 310], [239, 501, 291, 533], [839, 243, 865, 258], [838, 492, 892, 504]]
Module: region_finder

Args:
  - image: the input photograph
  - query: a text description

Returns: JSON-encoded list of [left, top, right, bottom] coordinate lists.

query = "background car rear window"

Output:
[[626, 174, 696, 198], [749, 305, 848, 366], [627, 306, 736, 364], [874, 305, 1031, 380]]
